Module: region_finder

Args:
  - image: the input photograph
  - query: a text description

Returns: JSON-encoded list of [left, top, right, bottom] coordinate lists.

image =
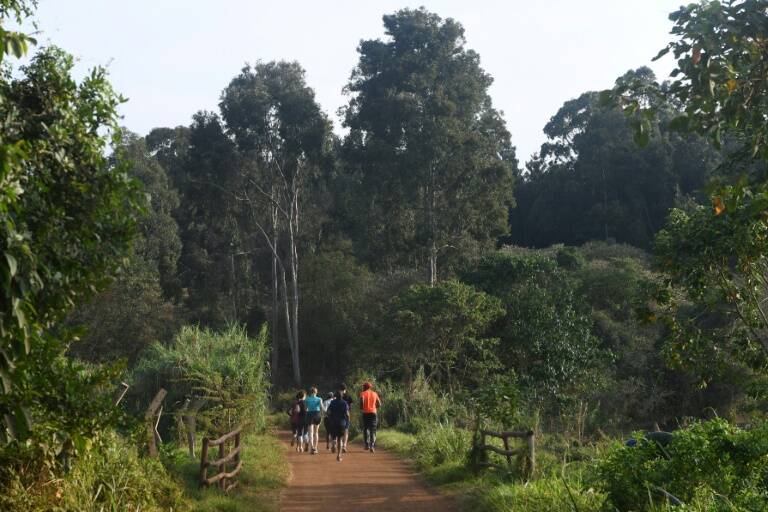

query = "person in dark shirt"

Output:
[[338, 383, 354, 453], [293, 390, 308, 452], [327, 389, 350, 462], [287, 391, 304, 449]]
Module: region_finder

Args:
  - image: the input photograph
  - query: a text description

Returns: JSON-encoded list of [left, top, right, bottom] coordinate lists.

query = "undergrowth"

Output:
[[164, 433, 289, 512]]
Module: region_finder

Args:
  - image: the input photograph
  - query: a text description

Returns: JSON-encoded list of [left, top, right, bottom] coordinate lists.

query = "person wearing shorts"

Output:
[[293, 390, 308, 452], [326, 390, 350, 462], [359, 382, 381, 453], [338, 383, 354, 452], [287, 391, 304, 449], [321, 392, 334, 451], [304, 387, 323, 454]]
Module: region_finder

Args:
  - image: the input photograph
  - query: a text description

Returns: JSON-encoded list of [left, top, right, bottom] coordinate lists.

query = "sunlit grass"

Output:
[[165, 433, 289, 512]]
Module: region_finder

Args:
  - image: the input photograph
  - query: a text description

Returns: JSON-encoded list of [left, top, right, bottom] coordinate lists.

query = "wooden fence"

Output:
[[199, 426, 243, 491], [477, 429, 535, 479]]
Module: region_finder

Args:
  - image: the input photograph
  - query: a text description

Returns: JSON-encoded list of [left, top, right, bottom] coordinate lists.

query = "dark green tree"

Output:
[[220, 61, 332, 385], [0, 2, 142, 443], [385, 279, 504, 391], [67, 132, 181, 364], [342, 8, 516, 285], [462, 251, 604, 407], [609, 0, 768, 382], [509, 69, 720, 249]]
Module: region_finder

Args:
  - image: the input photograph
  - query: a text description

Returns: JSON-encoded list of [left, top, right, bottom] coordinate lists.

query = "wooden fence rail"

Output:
[[477, 429, 535, 479], [199, 426, 243, 491]]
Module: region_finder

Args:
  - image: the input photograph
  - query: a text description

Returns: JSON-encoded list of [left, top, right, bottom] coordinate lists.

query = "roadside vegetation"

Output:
[[2, 0, 768, 510]]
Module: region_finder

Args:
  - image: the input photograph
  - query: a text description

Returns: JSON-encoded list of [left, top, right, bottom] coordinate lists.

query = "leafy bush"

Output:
[[133, 324, 270, 436], [597, 419, 768, 511], [0, 430, 184, 511]]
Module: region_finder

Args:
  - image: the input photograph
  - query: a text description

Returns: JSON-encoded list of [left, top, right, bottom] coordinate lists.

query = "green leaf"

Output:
[[4, 252, 17, 278]]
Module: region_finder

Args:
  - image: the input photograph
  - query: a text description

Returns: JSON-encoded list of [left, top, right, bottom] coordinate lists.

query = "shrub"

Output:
[[597, 419, 768, 511], [0, 431, 184, 511], [133, 324, 270, 436], [414, 424, 472, 468]]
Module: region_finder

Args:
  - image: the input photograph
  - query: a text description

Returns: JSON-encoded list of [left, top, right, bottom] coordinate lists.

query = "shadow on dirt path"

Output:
[[277, 430, 461, 512]]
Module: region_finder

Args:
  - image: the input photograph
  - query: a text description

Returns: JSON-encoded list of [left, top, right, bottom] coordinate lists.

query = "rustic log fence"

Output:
[[199, 426, 243, 491], [145, 388, 167, 458], [477, 429, 535, 479]]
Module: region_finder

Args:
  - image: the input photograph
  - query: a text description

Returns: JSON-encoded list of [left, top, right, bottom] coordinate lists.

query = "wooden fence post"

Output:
[[218, 442, 226, 489], [145, 388, 167, 458], [526, 430, 536, 478], [480, 431, 488, 466], [199, 437, 209, 487], [502, 434, 512, 468]]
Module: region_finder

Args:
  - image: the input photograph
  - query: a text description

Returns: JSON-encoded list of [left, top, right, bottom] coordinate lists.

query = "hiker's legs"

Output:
[[369, 413, 378, 448], [363, 413, 377, 449], [335, 434, 342, 461]]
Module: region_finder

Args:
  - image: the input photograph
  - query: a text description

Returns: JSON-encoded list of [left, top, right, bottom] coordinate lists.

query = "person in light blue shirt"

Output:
[[304, 387, 323, 454]]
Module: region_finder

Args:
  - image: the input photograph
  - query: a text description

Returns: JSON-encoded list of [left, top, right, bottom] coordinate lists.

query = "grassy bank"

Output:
[[376, 428, 605, 511], [165, 433, 289, 512], [377, 419, 768, 512]]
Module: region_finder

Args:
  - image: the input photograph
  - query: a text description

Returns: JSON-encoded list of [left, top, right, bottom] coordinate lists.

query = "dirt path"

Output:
[[277, 431, 460, 512]]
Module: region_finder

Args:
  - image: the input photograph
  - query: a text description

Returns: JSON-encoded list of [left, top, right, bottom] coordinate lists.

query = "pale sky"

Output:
[[30, 0, 682, 162]]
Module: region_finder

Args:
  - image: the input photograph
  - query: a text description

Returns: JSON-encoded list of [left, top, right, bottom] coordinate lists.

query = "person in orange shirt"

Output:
[[359, 382, 381, 453]]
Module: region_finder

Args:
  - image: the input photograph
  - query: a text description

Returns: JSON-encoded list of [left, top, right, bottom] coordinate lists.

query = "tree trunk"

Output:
[[270, 199, 279, 384], [428, 241, 437, 287], [288, 184, 301, 386]]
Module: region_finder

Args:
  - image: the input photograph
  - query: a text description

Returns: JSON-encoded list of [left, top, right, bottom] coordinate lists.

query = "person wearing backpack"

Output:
[[327, 389, 350, 462], [287, 391, 307, 452], [321, 392, 334, 451]]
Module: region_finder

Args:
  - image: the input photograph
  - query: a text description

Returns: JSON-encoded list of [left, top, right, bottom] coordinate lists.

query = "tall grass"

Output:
[[134, 324, 271, 435], [164, 433, 289, 512], [0, 431, 185, 512]]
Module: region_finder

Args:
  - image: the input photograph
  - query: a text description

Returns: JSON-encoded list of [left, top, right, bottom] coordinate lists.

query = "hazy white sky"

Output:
[[31, 0, 683, 161]]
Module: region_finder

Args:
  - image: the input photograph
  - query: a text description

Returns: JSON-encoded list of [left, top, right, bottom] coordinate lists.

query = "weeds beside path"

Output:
[[278, 430, 461, 512], [167, 433, 289, 512]]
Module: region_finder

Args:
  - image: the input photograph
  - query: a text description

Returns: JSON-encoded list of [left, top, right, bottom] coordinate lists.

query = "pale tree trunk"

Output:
[[426, 163, 438, 287], [287, 170, 301, 386], [270, 185, 280, 383], [428, 241, 437, 287]]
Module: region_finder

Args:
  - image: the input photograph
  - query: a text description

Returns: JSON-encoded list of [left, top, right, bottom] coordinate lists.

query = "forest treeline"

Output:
[[2, 0, 768, 509], [67, 8, 758, 429]]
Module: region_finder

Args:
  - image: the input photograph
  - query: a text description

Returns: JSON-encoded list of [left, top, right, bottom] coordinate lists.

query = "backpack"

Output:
[[289, 401, 301, 423]]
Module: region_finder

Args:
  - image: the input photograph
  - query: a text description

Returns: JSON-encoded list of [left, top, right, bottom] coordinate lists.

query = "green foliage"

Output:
[[0, 41, 141, 440], [376, 369, 452, 430], [0, 430, 184, 512], [0, 339, 125, 470], [510, 69, 719, 249], [377, 423, 471, 471], [462, 250, 604, 406], [385, 279, 504, 389], [653, 0, 768, 160], [598, 419, 768, 511], [474, 477, 604, 512], [341, 7, 516, 281], [165, 433, 288, 512], [655, 189, 768, 380], [67, 132, 182, 364], [133, 324, 270, 436]]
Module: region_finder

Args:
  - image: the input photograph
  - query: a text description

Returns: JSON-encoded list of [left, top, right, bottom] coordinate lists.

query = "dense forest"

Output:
[[2, 0, 768, 510]]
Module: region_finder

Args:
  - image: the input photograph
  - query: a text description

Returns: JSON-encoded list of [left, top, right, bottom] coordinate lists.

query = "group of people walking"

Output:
[[287, 382, 381, 462]]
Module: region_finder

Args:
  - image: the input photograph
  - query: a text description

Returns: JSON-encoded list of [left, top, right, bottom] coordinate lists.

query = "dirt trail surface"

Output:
[[277, 431, 461, 512]]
